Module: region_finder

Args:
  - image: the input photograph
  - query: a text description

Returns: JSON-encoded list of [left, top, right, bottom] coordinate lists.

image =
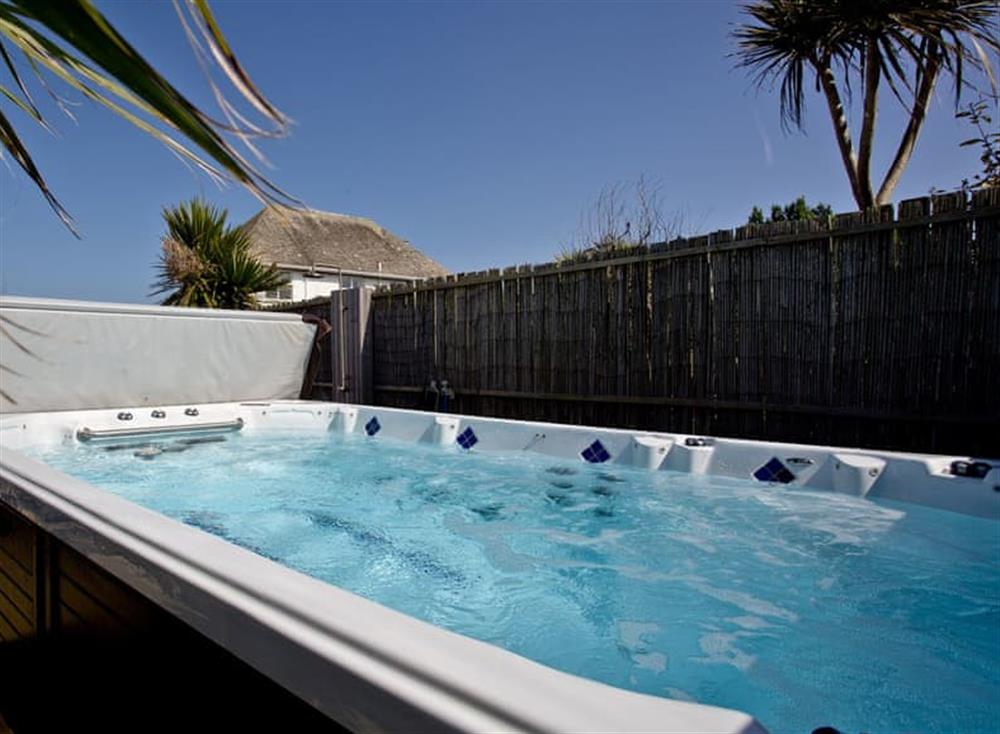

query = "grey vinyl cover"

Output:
[[0, 297, 315, 413]]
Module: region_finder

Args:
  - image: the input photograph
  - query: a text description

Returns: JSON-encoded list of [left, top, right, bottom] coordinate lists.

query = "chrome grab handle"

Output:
[[77, 418, 244, 442]]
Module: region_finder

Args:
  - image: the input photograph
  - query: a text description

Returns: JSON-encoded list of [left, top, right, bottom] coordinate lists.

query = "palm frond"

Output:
[[0, 0, 297, 235], [732, 0, 851, 131], [0, 38, 51, 131], [0, 106, 76, 233], [735, 0, 1000, 122], [187, 0, 289, 131]]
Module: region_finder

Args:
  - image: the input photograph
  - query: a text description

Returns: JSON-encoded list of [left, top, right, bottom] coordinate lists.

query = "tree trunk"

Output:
[[814, 58, 865, 209], [876, 44, 942, 206], [857, 38, 880, 209]]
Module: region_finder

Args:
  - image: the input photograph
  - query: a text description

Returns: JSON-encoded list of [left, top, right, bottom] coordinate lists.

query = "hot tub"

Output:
[[2, 400, 997, 734]]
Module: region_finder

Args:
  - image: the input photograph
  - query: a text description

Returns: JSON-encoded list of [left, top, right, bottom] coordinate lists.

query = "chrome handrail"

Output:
[[76, 418, 244, 442]]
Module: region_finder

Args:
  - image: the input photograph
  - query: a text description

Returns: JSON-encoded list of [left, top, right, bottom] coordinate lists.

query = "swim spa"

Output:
[[3, 399, 999, 733], [1, 298, 997, 733]]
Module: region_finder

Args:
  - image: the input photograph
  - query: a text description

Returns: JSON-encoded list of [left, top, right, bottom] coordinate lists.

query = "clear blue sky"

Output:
[[0, 0, 989, 303]]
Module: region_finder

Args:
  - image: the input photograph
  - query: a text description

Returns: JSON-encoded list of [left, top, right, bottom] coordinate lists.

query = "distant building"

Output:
[[241, 207, 448, 304]]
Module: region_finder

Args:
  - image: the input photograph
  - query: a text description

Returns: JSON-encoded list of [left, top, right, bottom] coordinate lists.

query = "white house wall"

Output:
[[260, 272, 405, 304]]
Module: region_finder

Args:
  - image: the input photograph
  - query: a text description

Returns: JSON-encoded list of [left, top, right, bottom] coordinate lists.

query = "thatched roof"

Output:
[[241, 206, 448, 279]]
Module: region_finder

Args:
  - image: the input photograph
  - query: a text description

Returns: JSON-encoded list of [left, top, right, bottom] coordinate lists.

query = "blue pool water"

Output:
[[28, 431, 1000, 734]]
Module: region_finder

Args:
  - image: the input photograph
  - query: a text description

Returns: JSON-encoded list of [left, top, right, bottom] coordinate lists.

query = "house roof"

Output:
[[241, 206, 449, 279]]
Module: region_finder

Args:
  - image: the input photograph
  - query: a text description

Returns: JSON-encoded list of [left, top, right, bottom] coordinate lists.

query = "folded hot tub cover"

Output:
[[0, 297, 315, 413]]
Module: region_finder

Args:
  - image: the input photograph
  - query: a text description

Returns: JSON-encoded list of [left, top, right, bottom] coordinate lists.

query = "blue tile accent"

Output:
[[456, 426, 479, 449], [774, 464, 795, 483], [581, 439, 611, 463], [364, 416, 381, 436], [753, 457, 795, 483], [753, 457, 782, 481]]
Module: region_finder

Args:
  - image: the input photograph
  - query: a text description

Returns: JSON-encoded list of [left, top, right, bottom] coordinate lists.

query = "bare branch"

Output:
[[560, 177, 688, 262]]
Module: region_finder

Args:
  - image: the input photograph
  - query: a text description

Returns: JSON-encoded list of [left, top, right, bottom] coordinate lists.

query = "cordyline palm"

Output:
[[734, 0, 1000, 209], [153, 199, 287, 310]]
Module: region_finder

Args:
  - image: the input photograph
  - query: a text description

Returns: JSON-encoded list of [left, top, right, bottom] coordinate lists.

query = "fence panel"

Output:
[[280, 191, 999, 455]]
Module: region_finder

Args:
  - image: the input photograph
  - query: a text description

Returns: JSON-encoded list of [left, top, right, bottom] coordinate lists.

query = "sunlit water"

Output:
[[27, 431, 1000, 734]]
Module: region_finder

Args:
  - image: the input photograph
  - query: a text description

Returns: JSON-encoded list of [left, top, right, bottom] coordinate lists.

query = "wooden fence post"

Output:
[[328, 287, 374, 405]]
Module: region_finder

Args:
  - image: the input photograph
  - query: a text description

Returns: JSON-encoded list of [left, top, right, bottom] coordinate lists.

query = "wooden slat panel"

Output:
[[0, 544, 32, 599], [0, 564, 33, 628], [0, 587, 32, 638], [55, 545, 156, 632], [57, 574, 131, 633], [0, 604, 22, 641], [0, 504, 35, 574], [57, 600, 86, 627], [0, 510, 346, 733], [0, 503, 36, 640]]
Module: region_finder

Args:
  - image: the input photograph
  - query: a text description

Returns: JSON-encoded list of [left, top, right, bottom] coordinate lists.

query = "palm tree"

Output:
[[733, 0, 1000, 209], [0, 0, 294, 235], [152, 198, 288, 310]]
